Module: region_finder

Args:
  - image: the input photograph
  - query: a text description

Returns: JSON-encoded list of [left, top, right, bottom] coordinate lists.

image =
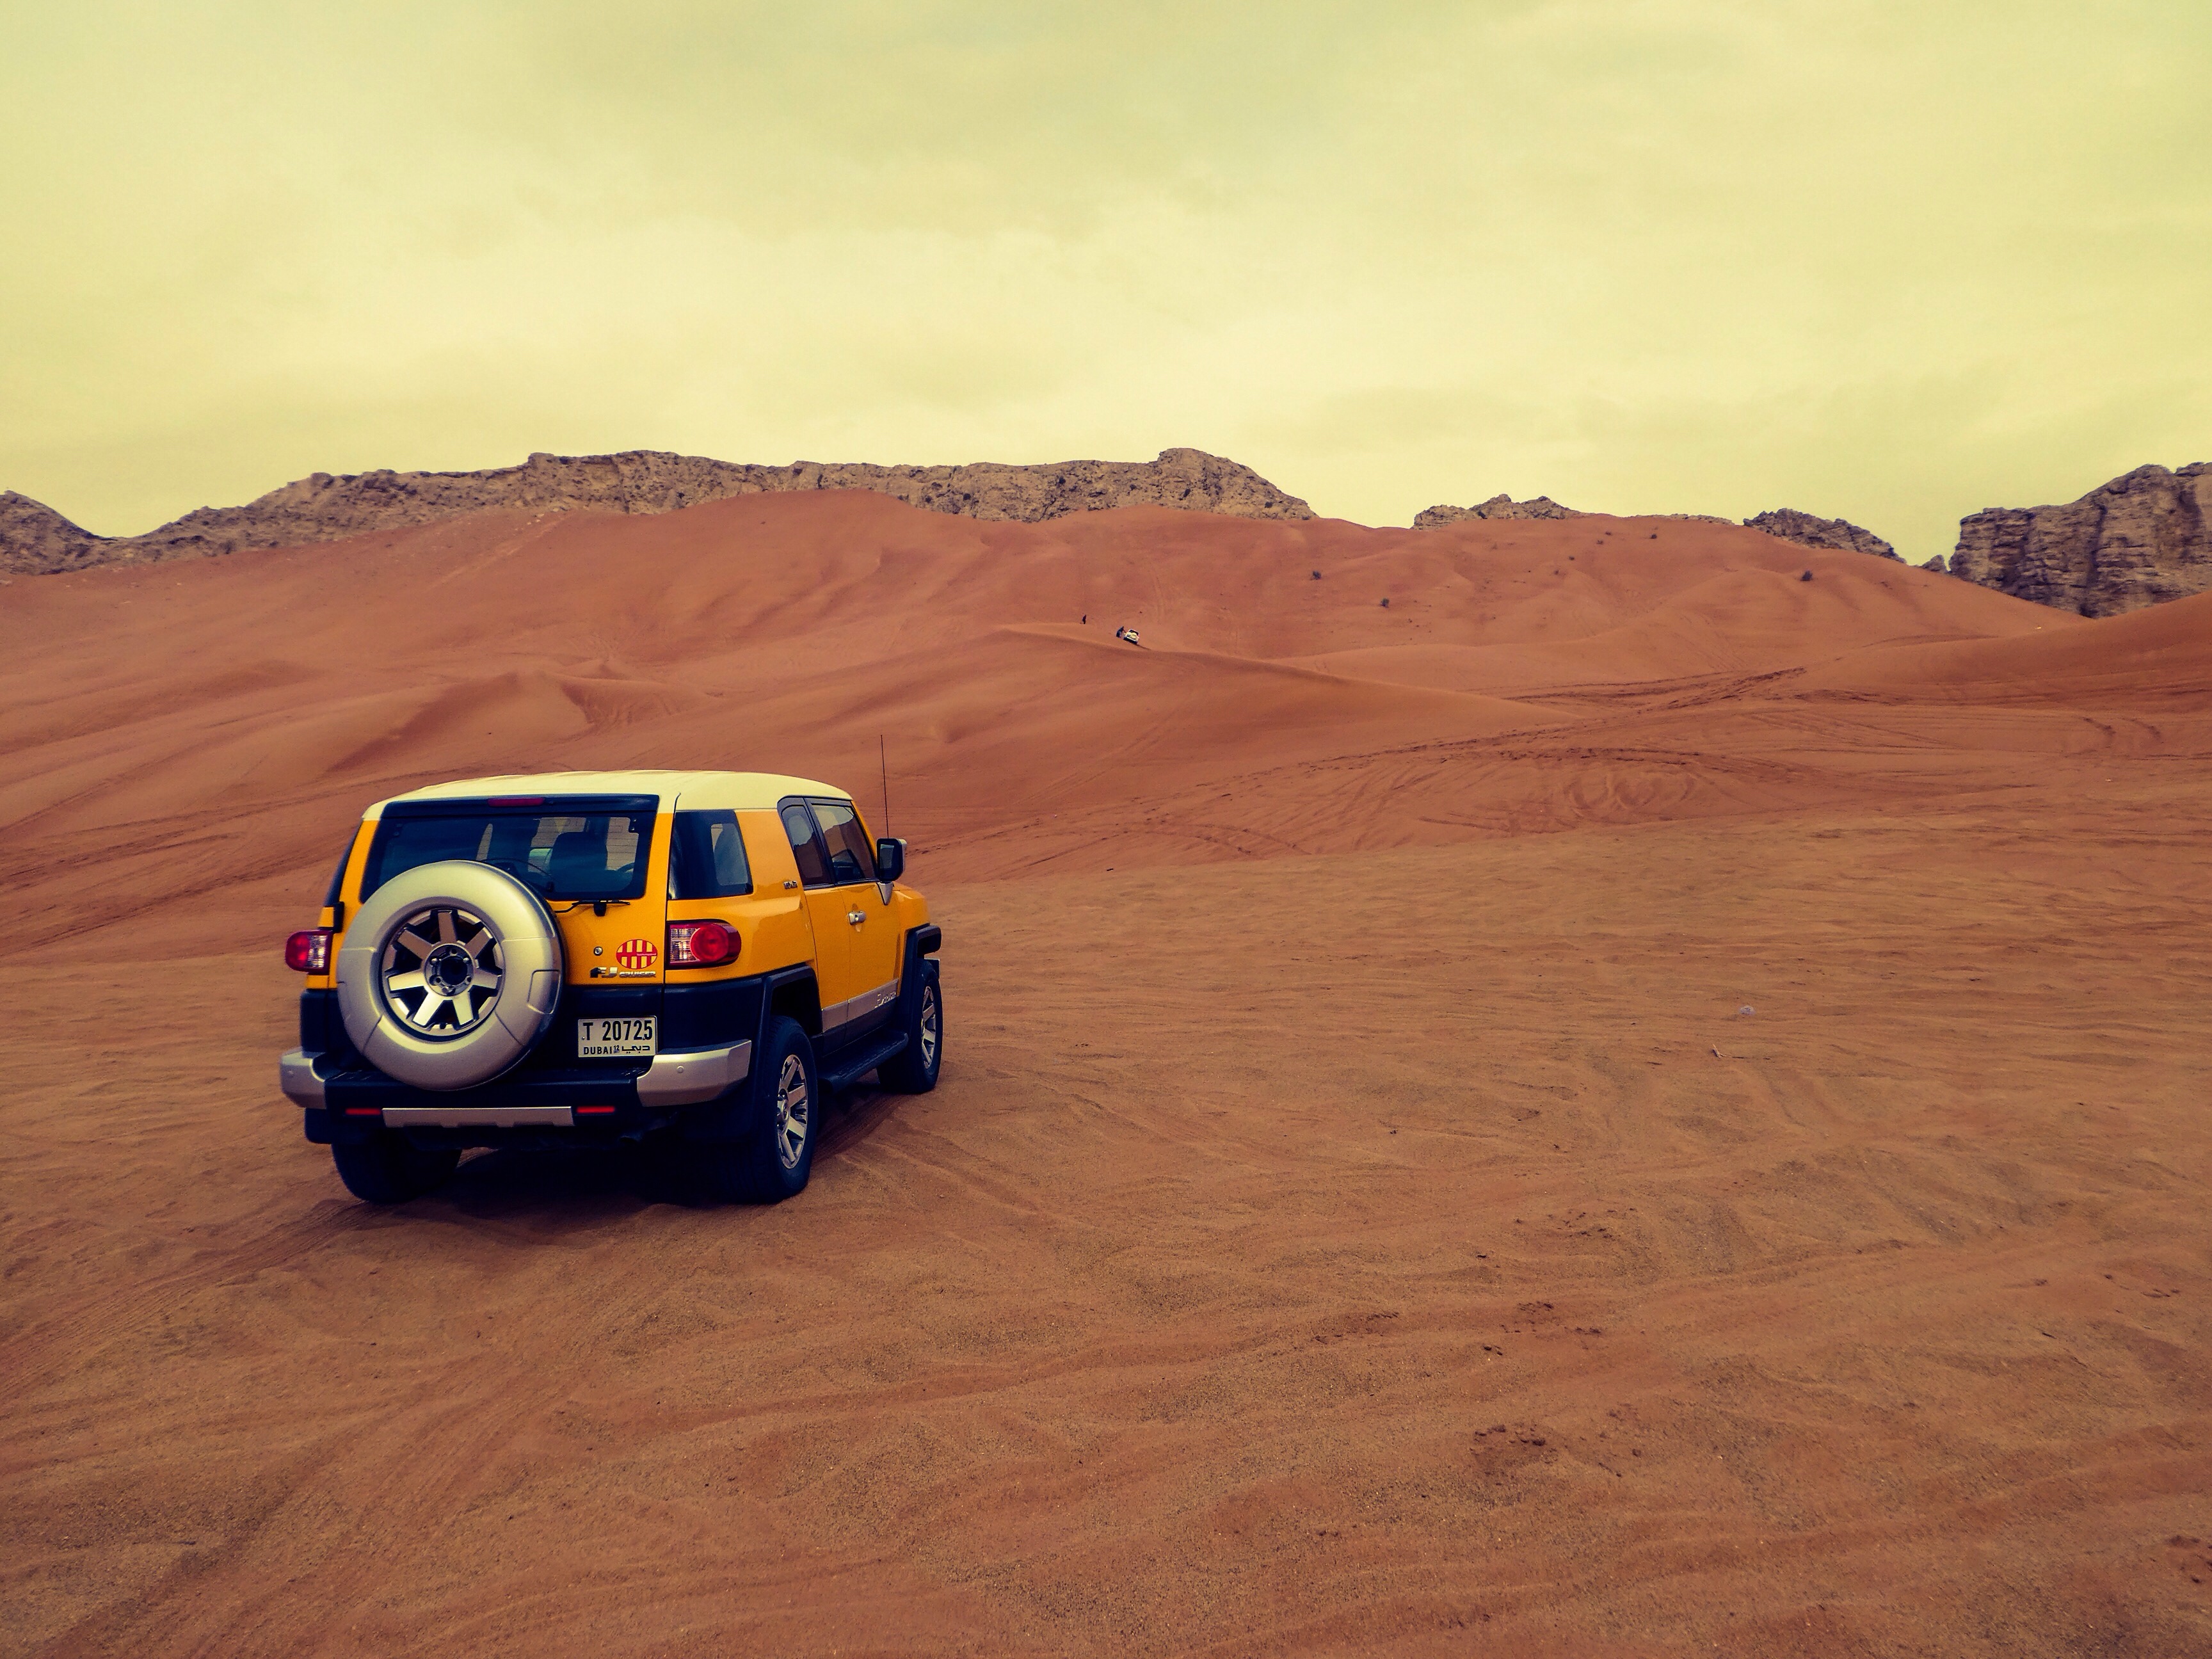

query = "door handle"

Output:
[[847, 910, 866, 926]]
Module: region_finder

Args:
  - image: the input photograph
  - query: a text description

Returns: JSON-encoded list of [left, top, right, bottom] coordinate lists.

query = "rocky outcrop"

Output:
[[1742, 509, 1898, 561], [1413, 495, 1892, 554], [1920, 554, 1950, 573], [1413, 493, 1583, 529], [0, 492, 107, 576], [1, 447, 1313, 577], [1951, 463, 2212, 617]]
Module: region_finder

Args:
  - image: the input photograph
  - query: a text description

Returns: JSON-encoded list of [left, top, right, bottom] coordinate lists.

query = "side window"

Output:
[[780, 801, 832, 887], [669, 810, 753, 899], [705, 815, 751, 894], [811, 799, 876, 886]]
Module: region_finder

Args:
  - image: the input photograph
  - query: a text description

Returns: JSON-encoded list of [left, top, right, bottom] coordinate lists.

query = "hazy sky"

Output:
[[4, 2, 2206, 559]]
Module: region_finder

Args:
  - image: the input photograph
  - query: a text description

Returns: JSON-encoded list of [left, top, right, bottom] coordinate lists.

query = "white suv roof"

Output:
[[373, 771, 850, 815]]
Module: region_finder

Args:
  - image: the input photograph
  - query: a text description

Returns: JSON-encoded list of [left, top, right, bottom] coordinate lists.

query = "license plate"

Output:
[[577, 1016, 657, 1059]]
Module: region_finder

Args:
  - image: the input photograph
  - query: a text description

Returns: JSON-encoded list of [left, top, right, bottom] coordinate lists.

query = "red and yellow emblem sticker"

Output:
[[615, 936, 659, 970]]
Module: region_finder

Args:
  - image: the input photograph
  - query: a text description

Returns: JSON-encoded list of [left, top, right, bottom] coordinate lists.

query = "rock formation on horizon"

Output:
[[1742, 508, 1898, 561], [1415, 493, 1893, 555], [0, 491, 106, 577], [1413, 493, 1584, 529], [1950, 462, 2211, 617], [0, 447, 1314, 577]]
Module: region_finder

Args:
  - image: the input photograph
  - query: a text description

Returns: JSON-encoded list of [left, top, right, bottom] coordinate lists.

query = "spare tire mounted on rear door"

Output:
[[335, 860, 565, 1091]]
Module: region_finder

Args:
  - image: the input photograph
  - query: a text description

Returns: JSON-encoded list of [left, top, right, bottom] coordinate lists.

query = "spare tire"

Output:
[[335, 860, 565, 1091]]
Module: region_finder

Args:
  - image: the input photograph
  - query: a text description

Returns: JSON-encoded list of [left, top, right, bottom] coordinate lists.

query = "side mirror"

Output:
[[876, 838, 906, 883]]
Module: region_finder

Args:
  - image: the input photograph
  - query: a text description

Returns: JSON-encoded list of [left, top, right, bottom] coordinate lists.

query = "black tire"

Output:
[[693, 1016, 818, 1204], [331, 1135, 461, 1204], [876, 961, 942, 1093]]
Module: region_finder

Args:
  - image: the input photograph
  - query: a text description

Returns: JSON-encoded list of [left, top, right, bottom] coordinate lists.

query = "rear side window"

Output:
[[780, 801, 831, 887], [810, 799, 877, 885], [365, 796, 657, 902], [669, 810, 753, 899], [324, 836, 357, 906]]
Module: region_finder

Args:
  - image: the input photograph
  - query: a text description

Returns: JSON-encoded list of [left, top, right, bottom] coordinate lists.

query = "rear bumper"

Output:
[[280, 1048, 328, 1108], [636, 1039, 753, 1107], [286, 1040, 752, 1142]]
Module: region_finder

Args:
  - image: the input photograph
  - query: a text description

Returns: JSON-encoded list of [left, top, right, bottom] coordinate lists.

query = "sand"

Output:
[[3, 494, 2209, 1655]]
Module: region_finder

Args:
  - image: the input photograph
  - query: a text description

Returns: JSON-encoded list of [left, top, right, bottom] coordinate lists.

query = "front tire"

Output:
[[877, 961, 941, 1093], [692, 1016, 817, 1204], [331, 1135, 461, 1204]]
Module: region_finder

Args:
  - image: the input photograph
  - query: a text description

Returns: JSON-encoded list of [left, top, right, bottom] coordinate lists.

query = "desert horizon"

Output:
[[7, 446, 2208, 621]]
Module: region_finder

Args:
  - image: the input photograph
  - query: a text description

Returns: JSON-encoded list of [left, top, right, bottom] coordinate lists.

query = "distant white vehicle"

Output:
[[1115, 626, 1142, 646]]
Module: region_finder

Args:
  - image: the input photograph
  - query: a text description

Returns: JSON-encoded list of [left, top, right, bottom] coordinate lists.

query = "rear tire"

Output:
[[693, 1016, 817, 1204], [877, 962, 941, 1094], [331, 1135, 461, 1204]]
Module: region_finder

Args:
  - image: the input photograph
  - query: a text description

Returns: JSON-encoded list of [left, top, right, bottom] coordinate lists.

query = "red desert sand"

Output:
[[3, 493, 2209, 1656]]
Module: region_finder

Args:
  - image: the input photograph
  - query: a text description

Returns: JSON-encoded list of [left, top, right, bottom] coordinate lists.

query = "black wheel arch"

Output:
[[765, 966, 821, 1038], [901, 924, 942, 1000]]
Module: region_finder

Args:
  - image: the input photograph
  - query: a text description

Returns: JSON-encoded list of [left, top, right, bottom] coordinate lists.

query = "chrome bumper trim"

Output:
[[383, 1105, 576, 1128], [636, 1039, 754, 1108], [279, 1048, 328, 1109]]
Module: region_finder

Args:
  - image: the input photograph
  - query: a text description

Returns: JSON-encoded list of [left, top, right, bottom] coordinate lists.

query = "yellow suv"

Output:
[[278, 771, 941, 1204]]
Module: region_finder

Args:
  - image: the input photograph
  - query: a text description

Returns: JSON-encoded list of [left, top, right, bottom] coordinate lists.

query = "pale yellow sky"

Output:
[[3, 3, 2206, 560]]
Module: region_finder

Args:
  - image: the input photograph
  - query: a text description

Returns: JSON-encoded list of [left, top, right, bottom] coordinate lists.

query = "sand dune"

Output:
[[0, 492, 2130, 914], [4, 493, 2209, 1656], [1800, 587, 2212, 704]]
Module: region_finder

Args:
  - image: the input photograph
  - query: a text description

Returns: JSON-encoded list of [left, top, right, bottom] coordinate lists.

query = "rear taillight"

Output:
[[284, 928, 333, 973], [668, 919, 739, 968]]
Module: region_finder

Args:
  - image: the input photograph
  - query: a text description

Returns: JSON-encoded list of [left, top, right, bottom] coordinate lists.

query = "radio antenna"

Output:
[[879, 733, 891, 838]]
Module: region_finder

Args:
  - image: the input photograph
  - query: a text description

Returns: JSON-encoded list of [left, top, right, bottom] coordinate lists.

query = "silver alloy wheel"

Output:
[[918, 982, 940, 1069], [381, 904, 502, 1035], [774, 1052, 811, 1170]]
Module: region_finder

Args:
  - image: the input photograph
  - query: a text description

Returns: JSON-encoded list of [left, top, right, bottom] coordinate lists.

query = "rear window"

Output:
[[364, 795, 657, 902], [669, 810, 753, 899]]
